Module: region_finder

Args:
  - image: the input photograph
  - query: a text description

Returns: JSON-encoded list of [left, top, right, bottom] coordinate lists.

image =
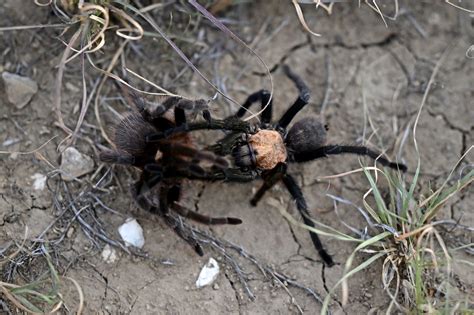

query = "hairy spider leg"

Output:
[[146, 117, 252, 143], [276, 65, 311, 130], [148, 179, 242, 226], [172, 203, 242, 225], [99, 148, 136, 165], [250, 163, 286, 206], [146, 203, 205, 256], [281, 174, 335, 267], [235, 89, 273, 124], [292, 145, 407, 172], [158, 142, 229, 169]]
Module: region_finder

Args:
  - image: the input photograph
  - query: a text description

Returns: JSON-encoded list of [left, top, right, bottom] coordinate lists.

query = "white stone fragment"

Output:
[[2, 72, 38, 108], [31, 173, 47, 191], [60, 147, 94, 181], [196, 258, 220, 288], [101, 244, 118, 264], [118, 218, 145, 248]]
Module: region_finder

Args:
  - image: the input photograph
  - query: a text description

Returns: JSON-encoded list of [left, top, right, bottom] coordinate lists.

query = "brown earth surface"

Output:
[[0, 1, 473, 314]]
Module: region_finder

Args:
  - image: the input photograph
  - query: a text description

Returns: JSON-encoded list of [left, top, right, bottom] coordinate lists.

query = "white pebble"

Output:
[[118, 218, 145, 248], [31, 173, 47, 190], [196, 258, 220, 288], [101, 244, 118, 264]]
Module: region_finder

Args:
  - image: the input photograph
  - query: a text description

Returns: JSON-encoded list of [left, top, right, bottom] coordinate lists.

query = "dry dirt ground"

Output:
[[0, 1, 473, 314]]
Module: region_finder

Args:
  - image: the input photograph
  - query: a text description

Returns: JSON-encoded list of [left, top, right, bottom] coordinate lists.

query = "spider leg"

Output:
[[159, 143, 229, 169], [276, 65, 311, 130], [171, 202, 242, 225], [146, 202, 205, 256], [163, 213, 205, 256], [292, 145, 407, 172], [146, 118, 252, 143], [174, 98, 212, 124], [99, 148, 135, 165], [250, 163, 286, 206], [235, 90, 273, 124], [281, 174, 334, 267]]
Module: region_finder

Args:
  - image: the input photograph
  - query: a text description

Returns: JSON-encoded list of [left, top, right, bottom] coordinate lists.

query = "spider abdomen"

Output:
[[114, 113, 157, 158], [285, 117, 327, 155]]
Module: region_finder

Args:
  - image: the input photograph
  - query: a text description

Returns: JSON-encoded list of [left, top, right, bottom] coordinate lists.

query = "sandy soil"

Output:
[[1, 1, 473, 314]]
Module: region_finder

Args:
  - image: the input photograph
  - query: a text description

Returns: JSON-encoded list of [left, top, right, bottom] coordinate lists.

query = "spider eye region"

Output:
[[248, 130, 287, 170]]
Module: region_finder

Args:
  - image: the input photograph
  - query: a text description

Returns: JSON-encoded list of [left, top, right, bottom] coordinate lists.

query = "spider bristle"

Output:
[[114, 113, 156, 156], [232, 144, 254, 167], [99, 149, 134, 165]]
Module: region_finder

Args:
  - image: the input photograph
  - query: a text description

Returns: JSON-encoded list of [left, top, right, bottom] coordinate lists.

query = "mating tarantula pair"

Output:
[[101, 66, 406, 266]]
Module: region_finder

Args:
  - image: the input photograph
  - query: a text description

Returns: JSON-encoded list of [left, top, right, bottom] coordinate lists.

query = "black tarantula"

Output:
[[144, 65, 407, 266], [100, 86, 243, 255]]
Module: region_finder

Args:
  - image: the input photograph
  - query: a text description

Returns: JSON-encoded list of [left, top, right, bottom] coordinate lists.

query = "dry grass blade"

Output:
[[291, 0, 321, 37], [54, 28, 80, 135], [0, 136, 58, 155], [445, 0, 474, 13], [64, 4, 110, 64], [188, 0, 274, 121], [0, 23, 69, 31]]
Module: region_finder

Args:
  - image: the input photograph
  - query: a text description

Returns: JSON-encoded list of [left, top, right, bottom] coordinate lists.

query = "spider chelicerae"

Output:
[[100, 86, 243, 255], [145, 65, 407, 266]]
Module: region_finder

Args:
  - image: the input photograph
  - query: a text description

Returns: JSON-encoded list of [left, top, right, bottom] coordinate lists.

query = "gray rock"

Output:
[[60, 147, 94, 181], [2, 72, 38, 108]]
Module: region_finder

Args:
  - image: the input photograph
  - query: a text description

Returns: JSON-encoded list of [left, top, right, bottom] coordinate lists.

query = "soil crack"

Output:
[[224, 271, 243, 314], [322, 264, 346, 314]]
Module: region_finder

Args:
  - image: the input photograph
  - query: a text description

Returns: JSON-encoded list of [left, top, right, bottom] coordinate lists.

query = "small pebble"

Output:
[[66, 226, 75, 238], [212, 283, 219, 290], [2, 72, 38, 108], [196, 257, 220, 288], [101, 244, 118, 264], [31, 173, 47, 191], [60, 147, 94, 181], [118, 218, 145, 248]]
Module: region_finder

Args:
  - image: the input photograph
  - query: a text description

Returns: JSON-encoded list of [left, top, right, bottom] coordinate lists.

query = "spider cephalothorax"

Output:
[[233, 130, 287, 170], [144, 65, 407, 266], [100, 87, 242, 256]]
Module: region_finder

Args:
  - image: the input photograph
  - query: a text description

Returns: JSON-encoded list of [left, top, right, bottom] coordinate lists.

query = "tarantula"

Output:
[[145, 65, 407, 266], [100, 86, 242, 255]]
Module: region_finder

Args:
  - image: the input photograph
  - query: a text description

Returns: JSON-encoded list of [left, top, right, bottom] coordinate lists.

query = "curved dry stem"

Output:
[[64, 4, 110, 63], [55, 28, 81, 135], [187, 0, 274, 121], [445, 0, 474, 13], [64, 276, 84, 315], [109, 6, 144, 40], [291, 0, 321, 36], [34, 0, 52, 6], [0, 136, 58, 156]]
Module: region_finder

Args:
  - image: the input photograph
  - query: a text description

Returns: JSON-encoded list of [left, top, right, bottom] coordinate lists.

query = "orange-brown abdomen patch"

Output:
[[249, 130, 287, 170]]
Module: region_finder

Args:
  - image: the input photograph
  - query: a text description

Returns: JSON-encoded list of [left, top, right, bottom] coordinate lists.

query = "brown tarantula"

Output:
[[145, 65, 407, 266], [100, 86, 242, 255]]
